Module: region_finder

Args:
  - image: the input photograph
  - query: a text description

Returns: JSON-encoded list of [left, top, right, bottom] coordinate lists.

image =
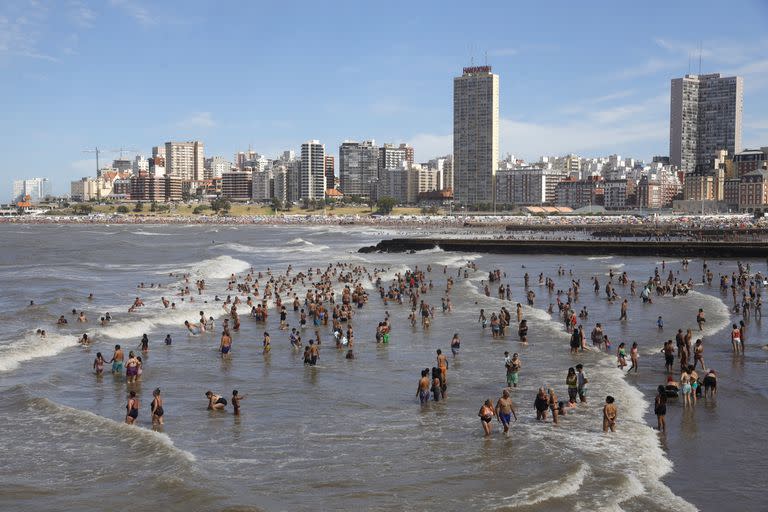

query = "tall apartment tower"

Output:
[[339, 140, 379, 197], [324, 156, 335, 189], [165, 141, 205, 181], [453, 66, 499, 206], [670, 73, 743, 173], [300, 140, 326, 201]]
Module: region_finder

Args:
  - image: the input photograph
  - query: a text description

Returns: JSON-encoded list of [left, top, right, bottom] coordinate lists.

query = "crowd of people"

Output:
[[38, 246, 765, 442]]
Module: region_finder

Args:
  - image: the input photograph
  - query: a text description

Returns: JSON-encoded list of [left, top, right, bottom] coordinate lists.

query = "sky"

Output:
[[2, 0, 768, 199]]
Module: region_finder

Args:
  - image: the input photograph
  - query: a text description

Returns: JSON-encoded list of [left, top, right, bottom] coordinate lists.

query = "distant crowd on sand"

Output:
[[3, 212, 766, 231]]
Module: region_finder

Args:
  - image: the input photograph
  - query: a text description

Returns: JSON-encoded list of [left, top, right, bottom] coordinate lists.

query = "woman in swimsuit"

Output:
[[628, 342, 639, 373], [125, 391, 139, 425], [547, 388, 559, 425], [617, 343, 627, 370], [151, 388, 164, 426], [125, 352, 139, 384], [206, 391, 227, 410], [534, 388, 549, 421], [478, 399, 495, 436], [654, 385, 667, 432], [93, 352, 105, 375], [680, 371, 693, 407]]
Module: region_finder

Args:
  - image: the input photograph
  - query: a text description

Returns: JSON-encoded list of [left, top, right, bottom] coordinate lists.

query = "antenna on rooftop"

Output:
[[698, 41, 702, 74]]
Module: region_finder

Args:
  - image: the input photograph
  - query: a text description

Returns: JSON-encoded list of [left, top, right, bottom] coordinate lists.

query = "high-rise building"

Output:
[[165, 141, 205, 181], [132, 155, 149, 175], [205, 156, 232, 179], [453, 66, 499, 206], [324, 156, 335, 189], [670, 73, 743, 173], [300, 140, 326, 201], [379, 144, 408, 175], [12, 177, 52, 203], [339, 140, 378, 197]]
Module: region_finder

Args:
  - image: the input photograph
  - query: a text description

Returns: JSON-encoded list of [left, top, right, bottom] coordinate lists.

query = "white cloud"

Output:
[[616, 58, 678, 79], [500, 117, 666, 160], [0, 3, 59, 63], [489, 48, 518, 57], [177, 112, 216, 129], [110, 0, 153, 26], [408, 133, 451, 161], [69, 1, 95, 28]]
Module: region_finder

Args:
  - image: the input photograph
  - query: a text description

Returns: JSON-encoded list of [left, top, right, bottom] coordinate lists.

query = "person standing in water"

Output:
[[628, 342, 639, 373], [650, 384, 667, 433], [93, 352, 106, 375], [450, 333, 461, 357], [416, 369, 431, 405], [109, 344, 124, 374], [220, 330, 232, 358], [478, 399, 495, 437], [495, 390, 517, 435], [151, 388, 164, 426], [232, 390, 245, 415], [602, 396, 617, 432], [125, 391, 139, 425]]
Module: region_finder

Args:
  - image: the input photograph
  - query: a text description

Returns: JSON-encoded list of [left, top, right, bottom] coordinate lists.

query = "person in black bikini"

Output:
[[654, 385, 666, 433], [205, 390, 227, 410], [125, 391, 139, 425], [151, 388, 164, 426]]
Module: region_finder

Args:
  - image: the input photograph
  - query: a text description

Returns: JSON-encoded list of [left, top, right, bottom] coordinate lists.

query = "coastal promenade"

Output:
[[363, 238, 768, 258]]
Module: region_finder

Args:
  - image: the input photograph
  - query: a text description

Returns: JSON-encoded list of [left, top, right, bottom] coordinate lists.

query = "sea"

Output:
[[0, 223, 766, 512]]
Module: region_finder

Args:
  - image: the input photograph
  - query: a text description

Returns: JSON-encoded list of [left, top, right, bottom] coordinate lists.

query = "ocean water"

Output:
[[0, 224, 766, 512]]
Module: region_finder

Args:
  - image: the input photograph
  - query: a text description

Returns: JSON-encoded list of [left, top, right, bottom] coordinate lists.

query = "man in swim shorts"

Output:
[[495, 389, 517, 435], [110, 344, 124, 374], [416, 369, 431, 405]]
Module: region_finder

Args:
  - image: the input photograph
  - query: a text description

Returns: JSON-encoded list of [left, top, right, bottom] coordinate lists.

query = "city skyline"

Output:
[[1, 1, 768, 199]]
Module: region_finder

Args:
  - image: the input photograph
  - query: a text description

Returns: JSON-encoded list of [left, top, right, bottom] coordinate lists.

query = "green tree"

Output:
[[150, 201, 157, 212], [133, 201, 144, 212], [210, 197, 231, 214], [193, 205, 209, 214], [116, 205, 130, 214], [73, 203, 94, 215], [271, 198, 283, 212], [376, 196, 397, 215]]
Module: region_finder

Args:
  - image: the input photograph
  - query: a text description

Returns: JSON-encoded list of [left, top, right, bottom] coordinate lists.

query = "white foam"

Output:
[[33, 397, 196, 463], [0, 332, 79, 373], [132, 230, 177, 236], [588, 256, 614, 260], [497, 463, 589, 507], [188, 255, 251, 279]]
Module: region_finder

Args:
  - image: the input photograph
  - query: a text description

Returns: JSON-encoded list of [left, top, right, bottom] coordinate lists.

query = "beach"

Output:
[[0, 223, 765, 511]]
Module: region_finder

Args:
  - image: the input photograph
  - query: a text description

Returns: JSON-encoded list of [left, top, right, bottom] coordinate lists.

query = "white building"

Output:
[[205, 156, 232, 179], [670, 73, 743, 173], [12, 177, 51, 203], [70, 177, 99, 202], [252, 168, 273, 202], [300, 140, 326, 201], [165, 141, 204, 181], [454, 66, 499, 206]]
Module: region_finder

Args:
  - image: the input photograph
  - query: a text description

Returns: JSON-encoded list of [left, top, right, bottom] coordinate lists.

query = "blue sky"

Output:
[[2, 0, 768, 199]]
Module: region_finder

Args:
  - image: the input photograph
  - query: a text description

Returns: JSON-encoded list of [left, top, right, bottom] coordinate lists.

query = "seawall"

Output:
[[362, 238, 768, 258]]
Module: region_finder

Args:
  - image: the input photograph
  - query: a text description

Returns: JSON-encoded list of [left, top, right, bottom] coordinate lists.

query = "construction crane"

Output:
[[111, 147, 139, 160], [82, 147, 102, 176]]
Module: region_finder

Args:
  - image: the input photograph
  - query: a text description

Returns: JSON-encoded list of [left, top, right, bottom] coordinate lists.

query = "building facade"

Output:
[[12, 177, 52, 203], [733, 148, 768, 177], [453, 66, 499, 206], [165, 141, 205, 181], [739, 169, 768, 214], [324, 156, 335, 189], [129, 176, 183, 202], [339, 140, 378, 197], [670, 73, 743, 173], [300, 140, 326, 201], [221, 170, 253, 201]]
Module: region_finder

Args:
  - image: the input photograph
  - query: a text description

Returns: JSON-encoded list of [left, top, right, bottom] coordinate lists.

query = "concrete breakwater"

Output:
[[361, 238, 768, 258]]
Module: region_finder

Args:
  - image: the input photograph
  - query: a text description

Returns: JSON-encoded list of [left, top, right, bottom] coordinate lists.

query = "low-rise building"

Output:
[[129, 175, 182, 202], [221, 170, 253, 201], [738, 168, 768, 214], [70, 177, 99, 201]]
